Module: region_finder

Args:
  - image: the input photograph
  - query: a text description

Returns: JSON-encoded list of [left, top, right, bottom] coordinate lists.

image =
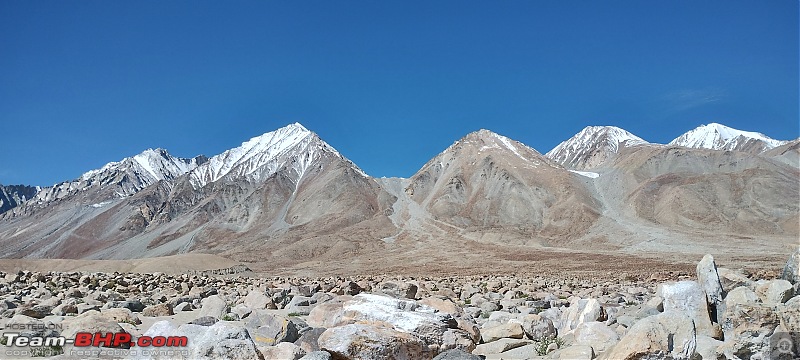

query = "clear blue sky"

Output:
[[1, 1, 797, 186]]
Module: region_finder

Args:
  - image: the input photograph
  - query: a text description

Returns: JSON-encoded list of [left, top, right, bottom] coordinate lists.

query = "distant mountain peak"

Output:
[[546, 125, 648, 170], [669, 123, 788, 153], [188, 122, 364, 187]]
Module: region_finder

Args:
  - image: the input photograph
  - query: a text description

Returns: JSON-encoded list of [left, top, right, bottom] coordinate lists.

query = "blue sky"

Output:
[[1, 1, 797, 186]]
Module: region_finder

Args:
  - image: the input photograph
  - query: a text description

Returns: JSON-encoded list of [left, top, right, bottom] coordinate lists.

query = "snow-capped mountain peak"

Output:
[[545, 126, 648, 170], [79, 148, 203, 183], [188, 122, 364, 187], [17, 148, 204, 213], [669, 123, 788, 152]]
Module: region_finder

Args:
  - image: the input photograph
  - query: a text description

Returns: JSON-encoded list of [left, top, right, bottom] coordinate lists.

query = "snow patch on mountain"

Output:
[[569, 170, 600, 178]]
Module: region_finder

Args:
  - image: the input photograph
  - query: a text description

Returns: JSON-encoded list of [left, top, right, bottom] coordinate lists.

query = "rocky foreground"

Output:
[[0, 251, 798, 360]]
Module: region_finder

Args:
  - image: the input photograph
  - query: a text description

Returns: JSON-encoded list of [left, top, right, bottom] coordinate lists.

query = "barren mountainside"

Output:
[[0, 122, 797, 274]]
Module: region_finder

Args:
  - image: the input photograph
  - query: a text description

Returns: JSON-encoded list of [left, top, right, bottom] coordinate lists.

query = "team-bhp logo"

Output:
[[2, 331, 188, 358]]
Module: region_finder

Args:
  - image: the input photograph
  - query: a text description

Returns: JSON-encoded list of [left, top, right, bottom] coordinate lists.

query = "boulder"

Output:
[[599, 312, 697, 360], [318, 323, 429, 359], [472, 337, 533, 355], [378, 281, 418, 299], [198, 295, 229, 320], [441, 328, 477, 353], [189, 316, 218, 326], [52, 302, 78, 316], [299, 351, 332, 360], [433, 348, 483, 360], [285, 295, 314, 315], [778, 296, 800, 333], [105, 300, 145, 313], [548, 345, 594, 360], [16, 304, 52, 319], [695, 335, 724, 360], [571, 321, 618, 353], [61, 310, 128, 347], [559, 298, 602, 334], [756, 279, 794, 304], [725, 286, 759, 309], [294, 327, 326, 353], [480, 322, 524, 343], [245, 310, 300, 347], [306, 296, 352, 328], [719, 303, 781, 359], [781, 248, 800, 284], [138, 320, 260, 360], [520, 313, 556, 340], [101, 308, 141, 325], [717, 267, 754, 293], [141, 303, 173, 317], [258, 342, 306, 360], [696, 254, 725, 322], [659, 281, 715, 337], [336, 293, 459, 344]]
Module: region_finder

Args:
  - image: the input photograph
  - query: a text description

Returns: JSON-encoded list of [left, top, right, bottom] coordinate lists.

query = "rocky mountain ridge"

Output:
[[0, 122, 796, 277]]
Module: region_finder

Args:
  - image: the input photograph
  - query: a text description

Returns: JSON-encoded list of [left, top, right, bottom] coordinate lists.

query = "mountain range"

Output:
[[1, 122, 797, 274]]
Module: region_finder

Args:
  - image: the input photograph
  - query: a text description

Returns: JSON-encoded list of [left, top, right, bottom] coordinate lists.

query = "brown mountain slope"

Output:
[[606, 145, 799, 237], [404, 130, 601, 243]]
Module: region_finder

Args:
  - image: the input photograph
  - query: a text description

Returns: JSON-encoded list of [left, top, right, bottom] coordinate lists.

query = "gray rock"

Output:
[[756, 279, 794, 304], [77, 303, 102, 314], [243, 290, 277, 310], [571, 321, 618, 353], [258, 342, 306, 360], [16, 304, 52, 319], [198, 295, 229, 319], [61, 310, 128, 346], [190, 316, 218, 326], [299, 351, 332, 360], [139, 320, 260, 360], [231, 304, 252, 319], [659, 280, 716, 338], [599, 312, 697, 360], [318, 323, 429, 359], [245, 310, 300, 347], [294, 327, 326, 353], [433, 348, 483, 360], [285, 295, 313, 315], [441, 328, 477, 353], [717, 268, 754, 293], [725, 286, 759, 309], [141, 303, 173, 317], [480, 301, 499, 314], [101, 308, 141, 325], [719, 303, 781, 360], [317, 294, 461, 345], [781, 248, 800, 284], [697, 254, 725, 322], [779, 296, 800, 333], [548, 345, 594, 360], [472, 337, 532, 355], [480, 322, 524, 343], [695, 335, 724, 360], [51, 302, 78, 316], [174, 302, 192, 312], [379, 281, 418, 299], [559, 298, 602, 334], [520, 313, 556, 340]]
